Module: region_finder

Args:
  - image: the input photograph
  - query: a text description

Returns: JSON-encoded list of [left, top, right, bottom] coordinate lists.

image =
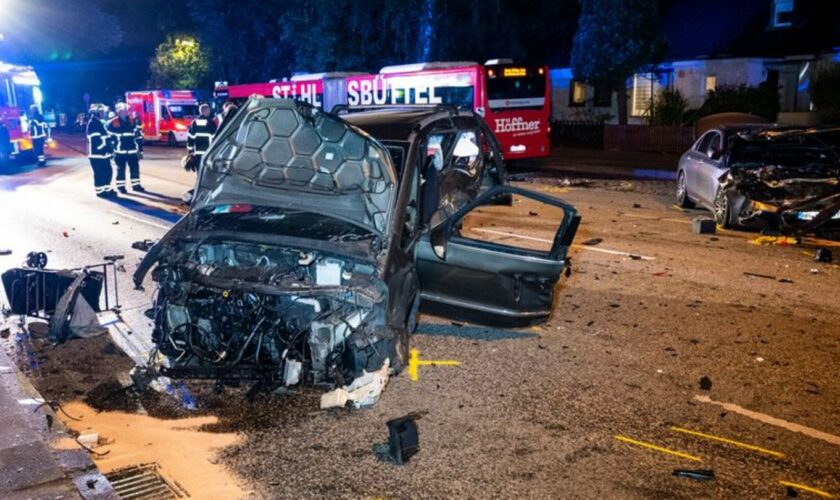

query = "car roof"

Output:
[[342, 108, 477, 141]]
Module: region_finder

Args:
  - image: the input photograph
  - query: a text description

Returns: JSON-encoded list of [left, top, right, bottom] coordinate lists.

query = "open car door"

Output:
[[415, 185, 580, 327]]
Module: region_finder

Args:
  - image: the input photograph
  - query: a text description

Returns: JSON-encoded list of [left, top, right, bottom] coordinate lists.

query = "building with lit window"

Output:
[[550, 0, 840, 125]]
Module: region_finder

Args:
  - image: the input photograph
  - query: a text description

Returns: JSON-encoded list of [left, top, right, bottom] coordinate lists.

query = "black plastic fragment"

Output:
[[699, 376, 713, 391], [815, 248, 833, 263], [673, 469, 715, 481], [387, 414, 420, 464]]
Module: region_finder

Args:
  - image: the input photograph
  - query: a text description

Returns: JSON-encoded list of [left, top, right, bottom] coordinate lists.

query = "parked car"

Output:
[[676, 125, 840, 236], [133, 98, 580, 388]]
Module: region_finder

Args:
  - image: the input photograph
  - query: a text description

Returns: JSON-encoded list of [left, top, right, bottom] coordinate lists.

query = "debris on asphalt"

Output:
[[62, 230, 70, 238], [743, 271, 776, 280], [778, 278, 794, 284], [692, 218, 716, 234], [386, 413, 420, 464], [809, 268, 820, 274], [112, 221, 119, 225], [131, 239, 156, 252], [528, 211, 539, 216], [814, 248, 833, 263], [699, 376, 713, 391], [749, 235, 799, 246], [320, 359, 390, 409], [0, 248, 11, 256], [653, 271, 670, 277], [582, 237, 603, 246], [633, 203, 642, 208], [673, 469, 715, 481], [25, 251, 48, 268], [629, 254, 642, 260]]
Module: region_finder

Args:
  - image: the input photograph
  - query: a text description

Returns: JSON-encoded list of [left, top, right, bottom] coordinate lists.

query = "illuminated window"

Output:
[[705, 75, 717, 93], [569, 81, 586, 106], [631, 73, 655, 117], [773, 0, 794, 28]]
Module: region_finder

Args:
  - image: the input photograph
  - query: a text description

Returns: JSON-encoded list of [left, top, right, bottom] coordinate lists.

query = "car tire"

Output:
[[168, 132, 177, 147], [406, 293, 420, 335], [714, 188, 734, 228], [676, 171, 695, 208]]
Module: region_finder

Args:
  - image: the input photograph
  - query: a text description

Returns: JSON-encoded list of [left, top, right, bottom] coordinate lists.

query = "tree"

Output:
[[570, 0, 666, 124], [149, 35, 209, 89], [810, 63, 840, 124]]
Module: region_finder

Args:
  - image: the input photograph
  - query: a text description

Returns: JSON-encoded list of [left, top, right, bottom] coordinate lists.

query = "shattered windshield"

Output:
[[730, 130, 840, 170], [196, 205, 376, 243]]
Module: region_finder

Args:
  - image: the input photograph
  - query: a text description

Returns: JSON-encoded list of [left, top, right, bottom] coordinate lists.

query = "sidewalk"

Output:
[[0, 338, 115, 499], [516, 146, 681, 180]]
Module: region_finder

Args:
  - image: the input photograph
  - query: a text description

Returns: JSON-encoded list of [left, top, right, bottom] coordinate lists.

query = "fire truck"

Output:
[[214, 60, 551, 160], [125, 90, 199, 146], [0, 61, 42, 166]]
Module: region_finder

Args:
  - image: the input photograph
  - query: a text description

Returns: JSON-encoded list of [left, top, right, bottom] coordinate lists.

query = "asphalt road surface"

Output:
[[1, 137, 838, 499]]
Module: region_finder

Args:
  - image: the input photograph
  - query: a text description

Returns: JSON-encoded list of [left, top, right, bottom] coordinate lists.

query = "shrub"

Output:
[[698, 84, 779, 122], [810, 63, 840, 124], [651, 88, 688, 125]]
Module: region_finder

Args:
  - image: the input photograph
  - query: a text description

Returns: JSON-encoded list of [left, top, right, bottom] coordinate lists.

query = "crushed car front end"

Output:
[[134, 99, 403, 387], [719, 128, 840, 236]]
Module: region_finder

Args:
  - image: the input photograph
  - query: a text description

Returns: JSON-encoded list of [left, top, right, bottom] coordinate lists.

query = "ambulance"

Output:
[[125, 90, 199, 146], [1, 61, 42, 166]]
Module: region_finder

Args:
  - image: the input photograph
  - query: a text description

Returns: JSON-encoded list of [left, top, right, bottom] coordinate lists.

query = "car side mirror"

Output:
[[429, 224, 448, 260]]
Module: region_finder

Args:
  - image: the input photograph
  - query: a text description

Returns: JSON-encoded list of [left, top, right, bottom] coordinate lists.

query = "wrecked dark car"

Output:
[[133, 99, 579, 388], [677, 126, 840, 237]]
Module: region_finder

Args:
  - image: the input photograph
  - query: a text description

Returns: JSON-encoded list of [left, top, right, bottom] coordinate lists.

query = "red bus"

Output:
[[0, 61, 42, 164], [214, 60, 551, 160]]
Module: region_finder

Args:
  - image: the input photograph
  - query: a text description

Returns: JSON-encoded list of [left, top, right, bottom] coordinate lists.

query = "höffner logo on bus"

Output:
[[494, 117, 540, 134], [347, 78, 443, 105]]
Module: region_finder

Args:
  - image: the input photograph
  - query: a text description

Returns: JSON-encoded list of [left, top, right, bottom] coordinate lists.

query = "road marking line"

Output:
[[670, 426, 785, 458], [779, 481, 837, 498], [473, 228, 656, 260], [613, 435, 702, 462], [694, 395, 840, 447], [109, 210, 173, 231]]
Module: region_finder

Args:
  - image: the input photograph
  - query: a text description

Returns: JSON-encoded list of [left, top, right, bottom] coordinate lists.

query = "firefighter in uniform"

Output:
[[28, 106, 48, 166], [186, 103, 217, 168], [131, 111, 144, 159], [182, 103, 217, 203], [86, 104, 115, 198], [107, 103, 145, 193]]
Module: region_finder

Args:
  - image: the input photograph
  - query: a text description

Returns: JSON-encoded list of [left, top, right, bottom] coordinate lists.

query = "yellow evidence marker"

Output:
[[408, 348, 461, 382]]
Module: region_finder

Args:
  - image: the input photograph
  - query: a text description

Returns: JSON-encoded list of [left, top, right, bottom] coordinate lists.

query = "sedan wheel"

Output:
[[714, 189, 732, 228], [676, 171, 695, 208]]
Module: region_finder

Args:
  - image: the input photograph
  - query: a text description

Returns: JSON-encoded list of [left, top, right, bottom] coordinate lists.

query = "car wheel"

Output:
[[406, 293, 420, 335], [676, 171, 695, 208], [168, 132, 177, 147], [714, 188, 733, 228]]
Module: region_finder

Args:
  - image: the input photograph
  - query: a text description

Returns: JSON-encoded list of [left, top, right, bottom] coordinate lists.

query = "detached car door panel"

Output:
[[416, 185, 580, 327]]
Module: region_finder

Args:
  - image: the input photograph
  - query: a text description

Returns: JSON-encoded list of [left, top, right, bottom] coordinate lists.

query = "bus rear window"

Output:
[[487, 76, 546, 109], [168, 104, 199, 118]]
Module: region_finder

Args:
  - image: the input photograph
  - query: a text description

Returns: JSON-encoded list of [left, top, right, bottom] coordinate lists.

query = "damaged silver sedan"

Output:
[[133, 99, 580, 390], [677, 126, 840, 237]]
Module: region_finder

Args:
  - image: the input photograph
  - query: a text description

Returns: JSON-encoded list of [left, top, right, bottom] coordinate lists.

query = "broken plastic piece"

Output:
[[814, 248, 833, 263], [699, 376, 712, 391], [673, 469, 715, 481], [131, 239, 156, 252], [320, 359, 390, 409], [692, 218, 716, 234], [387, 414, 420, 464], [582, 238, 603, 246], [283, 359, 302, 386]]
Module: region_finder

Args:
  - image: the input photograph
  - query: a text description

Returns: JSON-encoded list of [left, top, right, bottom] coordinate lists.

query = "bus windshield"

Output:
[[487, 75, 546, 109]]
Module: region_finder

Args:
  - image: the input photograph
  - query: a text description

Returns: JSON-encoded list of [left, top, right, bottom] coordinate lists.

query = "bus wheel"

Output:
[[168, 132, 177, 147]]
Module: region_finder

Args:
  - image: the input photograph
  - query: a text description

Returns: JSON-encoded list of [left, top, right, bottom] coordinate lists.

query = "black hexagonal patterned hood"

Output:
[[193, 99, 397, 235]]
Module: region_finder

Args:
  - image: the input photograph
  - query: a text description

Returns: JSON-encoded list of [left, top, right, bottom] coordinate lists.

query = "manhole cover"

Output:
[[105, 463, 188, 499]]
